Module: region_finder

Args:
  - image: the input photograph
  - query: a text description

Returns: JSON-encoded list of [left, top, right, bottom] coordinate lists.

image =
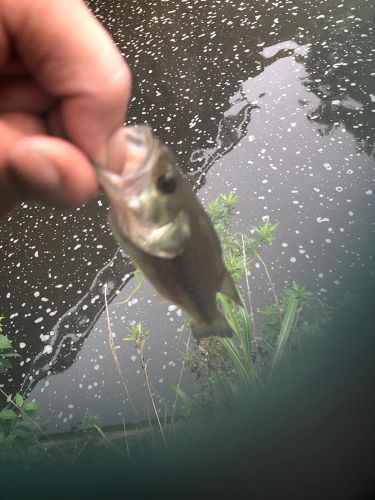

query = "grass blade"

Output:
[[171, 384, 202, 416], [269, 292, 300, 380], [220, 338, 254, 393]]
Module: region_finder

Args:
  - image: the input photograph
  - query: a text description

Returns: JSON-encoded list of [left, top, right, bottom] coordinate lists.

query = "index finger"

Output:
[[1, 0, 131, 164]]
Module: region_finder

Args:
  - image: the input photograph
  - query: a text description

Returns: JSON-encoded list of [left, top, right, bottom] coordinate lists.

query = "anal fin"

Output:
[[220, 269, 242, 306]]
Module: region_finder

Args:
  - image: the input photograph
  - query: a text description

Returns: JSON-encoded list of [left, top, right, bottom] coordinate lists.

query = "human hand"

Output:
[[0, 0, 131, 216]]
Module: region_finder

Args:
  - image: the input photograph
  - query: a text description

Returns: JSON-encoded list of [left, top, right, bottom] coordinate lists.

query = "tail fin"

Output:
[[191, 314, 233, 340]]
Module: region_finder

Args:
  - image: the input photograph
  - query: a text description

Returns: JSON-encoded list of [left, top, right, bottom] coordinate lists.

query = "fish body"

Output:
[[97, 125, 240, 339]]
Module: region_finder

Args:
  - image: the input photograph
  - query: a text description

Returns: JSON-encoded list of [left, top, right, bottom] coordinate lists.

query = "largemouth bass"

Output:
[[97, 125, 241, 339]]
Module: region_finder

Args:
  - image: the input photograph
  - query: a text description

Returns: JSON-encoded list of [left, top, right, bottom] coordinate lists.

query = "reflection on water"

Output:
[[20, 249, 133, 394], [1, 0, 374, 430], [189, 89, 259, 189], [301, 6, 375, 157]]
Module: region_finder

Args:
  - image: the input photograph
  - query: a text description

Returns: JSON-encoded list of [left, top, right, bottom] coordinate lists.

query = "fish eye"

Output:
[[157, 172, 177, 194]]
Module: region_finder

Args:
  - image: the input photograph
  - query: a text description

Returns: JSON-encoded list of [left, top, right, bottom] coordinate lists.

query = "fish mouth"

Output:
[[120, 125, 158, 182], [94, 125, 162, 209], [94, 124, 158, 182], [124, 125, 153, 150], [96, 124, 177, 226]]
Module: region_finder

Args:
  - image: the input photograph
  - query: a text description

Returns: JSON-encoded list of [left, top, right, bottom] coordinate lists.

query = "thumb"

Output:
[[3, 0, 131, 164], [8, 136, 98, 206]]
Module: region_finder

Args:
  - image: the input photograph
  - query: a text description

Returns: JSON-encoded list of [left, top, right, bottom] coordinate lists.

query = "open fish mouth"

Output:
[[124, 125, 153, 149], [94, 125, 158, 198], [120, 125, 158, 180], [94, 125, 158, 181]]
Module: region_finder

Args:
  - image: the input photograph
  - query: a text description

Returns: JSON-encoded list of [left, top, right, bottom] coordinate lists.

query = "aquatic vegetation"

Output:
[[173, 194, 330, 417], [0, 323, 44, 464], [126, 322, 166, 445], [0, 316, 19, 375], [53, 193, 330, 451], [3, 0, 373, 458], [0, 193, 331, 463], [0, 391, 41, 463]]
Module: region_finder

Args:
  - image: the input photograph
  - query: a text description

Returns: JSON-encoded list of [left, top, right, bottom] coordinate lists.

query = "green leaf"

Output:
[[171, 385, 202, 416], [13, 424, 33, 439], [220, 338, 255, 393], [0, 352, 19, 359], [0, 409, 18, 420], [1, 352, 19, 358], [0, 359, 12, 373], [0, 334, 12, 350], [269, 292, 300, 379], [14, 393, 24, 408], [22, 402, 39, 414]]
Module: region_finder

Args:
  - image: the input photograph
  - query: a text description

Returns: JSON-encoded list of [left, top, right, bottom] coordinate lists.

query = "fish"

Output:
[[96, 125, 241, 339]]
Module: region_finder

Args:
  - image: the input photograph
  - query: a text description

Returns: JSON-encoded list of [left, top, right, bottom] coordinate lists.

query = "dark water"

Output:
[[1, 0, 374, 432]]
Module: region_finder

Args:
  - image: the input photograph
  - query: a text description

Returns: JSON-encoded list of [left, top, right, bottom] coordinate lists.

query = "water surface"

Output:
[[1, 0, 374, 430]]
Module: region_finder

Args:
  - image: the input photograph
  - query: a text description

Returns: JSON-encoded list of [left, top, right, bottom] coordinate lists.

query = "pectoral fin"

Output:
[[220, 269, 242, 305]]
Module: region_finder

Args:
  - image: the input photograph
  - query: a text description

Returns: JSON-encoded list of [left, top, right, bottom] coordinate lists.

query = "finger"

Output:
[[0, 113, 48, 216], [2, 0, 132, 164], [0, 112, 47, 163], [0, 164, 18, 217], [0, 60, 27, 77], [7, 136, 98, 206], [105, 127, 129, 173], [0, 76, 53, 114], [0, 198, 16, 217]]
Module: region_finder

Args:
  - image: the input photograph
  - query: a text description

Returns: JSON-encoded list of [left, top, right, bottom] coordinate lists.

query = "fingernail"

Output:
[[10, 150, 61, 193]]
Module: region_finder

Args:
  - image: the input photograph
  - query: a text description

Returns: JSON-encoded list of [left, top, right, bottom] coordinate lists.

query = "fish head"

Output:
[[97, 125, 191, 258]]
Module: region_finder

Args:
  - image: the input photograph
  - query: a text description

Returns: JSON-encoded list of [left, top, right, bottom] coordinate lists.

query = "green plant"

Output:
[[79, 412, 102, 433], [174, 194, 329, 417], [0, 318, 46, 463], [0, 193, 331, 462], [125, 323, 166, 445], [0, 390, 44, 463], [0, 316, 19, 374]]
